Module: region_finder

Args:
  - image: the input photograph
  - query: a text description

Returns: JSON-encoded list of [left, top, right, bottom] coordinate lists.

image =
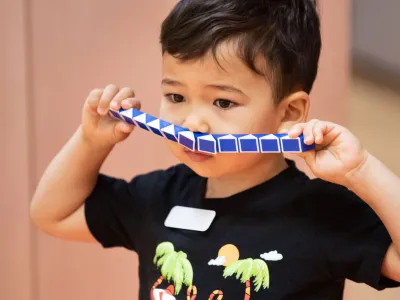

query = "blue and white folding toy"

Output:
[[109, 108, 315, 154]]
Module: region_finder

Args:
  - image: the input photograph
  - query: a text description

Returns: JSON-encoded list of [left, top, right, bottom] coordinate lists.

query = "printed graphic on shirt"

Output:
[[208, 289, 224, 299], [151, 241, 195, 300], [208, 244, 283, 299], [151, 242, 283, 299]]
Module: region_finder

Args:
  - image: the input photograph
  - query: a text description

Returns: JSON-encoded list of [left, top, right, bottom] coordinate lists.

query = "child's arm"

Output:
[[345, 153, 400, 281], [288, 119, 400, 282], [30, 84, 140, 242]]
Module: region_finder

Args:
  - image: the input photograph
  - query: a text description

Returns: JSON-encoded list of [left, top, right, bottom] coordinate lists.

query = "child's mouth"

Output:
[[184, 149, 213, 162]]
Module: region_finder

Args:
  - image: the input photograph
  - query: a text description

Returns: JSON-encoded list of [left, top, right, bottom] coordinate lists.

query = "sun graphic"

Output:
[[218, 244, 240, 266]]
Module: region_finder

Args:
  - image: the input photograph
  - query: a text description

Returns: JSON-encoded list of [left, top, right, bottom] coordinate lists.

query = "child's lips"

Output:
[[184, 149, 213, 162]]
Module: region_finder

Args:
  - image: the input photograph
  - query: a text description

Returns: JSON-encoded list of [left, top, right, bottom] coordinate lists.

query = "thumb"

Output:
[[294, 149, 315, 167], [114, 121, 135, 141], [116, 121, 135, 133]]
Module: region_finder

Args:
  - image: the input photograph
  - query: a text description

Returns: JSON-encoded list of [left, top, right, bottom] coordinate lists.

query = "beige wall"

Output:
[[343, 77, 400, 299], [2, 0, 399, 299]]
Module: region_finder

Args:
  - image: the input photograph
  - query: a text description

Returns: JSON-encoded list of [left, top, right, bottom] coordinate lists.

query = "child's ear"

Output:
[[277, 91, 310, 133]]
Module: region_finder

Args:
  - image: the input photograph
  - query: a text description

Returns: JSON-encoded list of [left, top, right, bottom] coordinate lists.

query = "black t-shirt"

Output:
[[84, 160, 398, 299]]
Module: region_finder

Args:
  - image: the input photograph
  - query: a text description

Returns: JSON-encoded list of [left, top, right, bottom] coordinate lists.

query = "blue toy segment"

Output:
[[178, 131, 195, 151], [299, 135, 315, 152], [216, 134, 238, 153], [280, 136, 301, 152], [161, 124, 178, 142], [256, 134, 281, 153], [261, 139, 279, 152], [131, 108, 144, 119], [145, 114, 157, 124], [131, 108, 158, 128], [146, 119, 163, 137], [132, 113, 149, 131], [174, 125, 187, 138], [238, 134, 259, 152], [196, 133, 217, 154], [119, 108, 136, 125], [159, 120, 172, 130], [161, 124, 187, 142], [158, 120, 172, 138], [108, 110, 123, 121]]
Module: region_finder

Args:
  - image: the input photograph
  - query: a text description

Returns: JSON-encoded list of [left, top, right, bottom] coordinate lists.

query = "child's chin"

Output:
[[183, 161, 226, 178]]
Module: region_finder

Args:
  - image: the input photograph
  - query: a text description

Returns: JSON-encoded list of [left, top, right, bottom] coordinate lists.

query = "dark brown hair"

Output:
[[160, 0, 321, 102]]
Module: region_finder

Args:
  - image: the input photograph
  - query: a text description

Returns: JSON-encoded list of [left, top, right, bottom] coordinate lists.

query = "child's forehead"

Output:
[[161, 42, 269, 82]]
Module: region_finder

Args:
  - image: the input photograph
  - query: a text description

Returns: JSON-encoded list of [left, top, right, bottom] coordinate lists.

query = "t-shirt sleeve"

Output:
[[313, 181, 399, 290], [84, 167, 177, 251]]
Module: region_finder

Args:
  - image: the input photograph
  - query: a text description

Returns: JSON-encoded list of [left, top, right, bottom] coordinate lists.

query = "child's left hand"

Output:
[[288, 119, 369, 187]]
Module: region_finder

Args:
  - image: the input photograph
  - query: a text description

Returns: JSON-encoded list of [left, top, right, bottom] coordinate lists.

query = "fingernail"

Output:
[[97, 107, 105, 114]]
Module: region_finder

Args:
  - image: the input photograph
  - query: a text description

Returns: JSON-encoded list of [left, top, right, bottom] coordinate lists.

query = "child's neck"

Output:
[[205, 155, 289, 199]]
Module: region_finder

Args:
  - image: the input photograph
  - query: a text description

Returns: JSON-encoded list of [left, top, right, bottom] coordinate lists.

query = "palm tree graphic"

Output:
[[152, 242, 194, 296], [223, 258, 269, 299]]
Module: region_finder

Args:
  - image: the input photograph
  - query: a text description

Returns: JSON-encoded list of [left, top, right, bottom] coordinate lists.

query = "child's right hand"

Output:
[[81, 84, 141, 148]]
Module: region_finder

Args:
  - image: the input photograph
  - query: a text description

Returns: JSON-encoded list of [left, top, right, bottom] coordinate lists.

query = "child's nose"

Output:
[[182, 114, 210, 133]]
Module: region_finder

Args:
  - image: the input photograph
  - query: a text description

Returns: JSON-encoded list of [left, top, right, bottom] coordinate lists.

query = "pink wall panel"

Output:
[[1, 0, 35, 299], [30, 1, 178, 300]]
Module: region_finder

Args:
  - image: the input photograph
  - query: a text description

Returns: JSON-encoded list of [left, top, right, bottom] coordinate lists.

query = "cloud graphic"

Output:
[[260, 251, 283, 261], [208, 256, 226, 266]]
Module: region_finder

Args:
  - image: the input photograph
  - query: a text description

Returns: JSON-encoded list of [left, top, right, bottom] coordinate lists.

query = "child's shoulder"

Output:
[[271, 160, 360, 206], [299, 175, 384, 244], [275, 163, 375, 225], [305, 176, 367, 210]]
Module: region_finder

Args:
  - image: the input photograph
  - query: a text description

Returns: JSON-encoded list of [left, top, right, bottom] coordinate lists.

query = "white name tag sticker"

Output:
[[164, 205, 216, 232]]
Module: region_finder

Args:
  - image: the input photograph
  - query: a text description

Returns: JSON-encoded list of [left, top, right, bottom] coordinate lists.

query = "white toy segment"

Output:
[[108, 108, 315, 153]]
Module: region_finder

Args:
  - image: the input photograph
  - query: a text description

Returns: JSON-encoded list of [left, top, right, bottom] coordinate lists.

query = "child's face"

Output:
[[159, 43, 301, 178]]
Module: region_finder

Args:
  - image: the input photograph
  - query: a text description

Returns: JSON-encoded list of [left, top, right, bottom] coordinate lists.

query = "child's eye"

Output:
[[214, 99, 237, 109], [166, 93, 185, 103]]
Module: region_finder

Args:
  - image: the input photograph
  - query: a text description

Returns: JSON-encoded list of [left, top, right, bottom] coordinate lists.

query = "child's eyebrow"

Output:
[[161, 78, 245, 95], [161, 78, 183, 87], [208, 84, 245, 96]]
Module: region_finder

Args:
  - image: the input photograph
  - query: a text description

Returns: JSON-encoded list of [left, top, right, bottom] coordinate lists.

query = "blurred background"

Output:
[[1, 0, 399, 299]]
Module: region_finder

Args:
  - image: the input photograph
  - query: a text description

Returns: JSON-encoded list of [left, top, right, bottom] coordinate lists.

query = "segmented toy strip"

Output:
[[109, 108, 315, 153]]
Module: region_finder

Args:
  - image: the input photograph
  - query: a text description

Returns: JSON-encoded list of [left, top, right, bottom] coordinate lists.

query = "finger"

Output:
[[301, 148, 316, 168], [314, 122, 338, 147], [279, 127, 289, 134], [98, 84, 119, 115], [110, 87, 135, 110], [288, 123, 306, 138], [303, 119, 319, 144], [120, 98, 141, 110], [86, 89, 103, 111], [115, 121, 135, 133], [312, 121, 328, 144]]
